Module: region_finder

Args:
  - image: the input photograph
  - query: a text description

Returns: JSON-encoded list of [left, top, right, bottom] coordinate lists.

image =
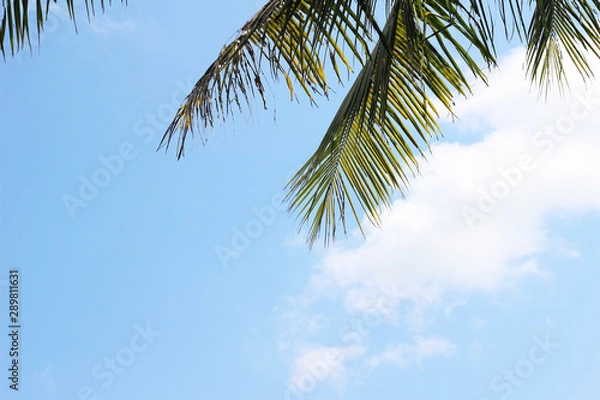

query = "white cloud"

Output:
[[90, 17, 136, 35], [444, 300, 466, 317], [38, 3, 135, 36], [288, 345, 366, 394], [307, 47, 600, 323], [366, 336, 456, 369], [279, 311, 327, 337], [471, 316, 489, 329], [45, 2, 69, 19], [281, 47, 600, 389]]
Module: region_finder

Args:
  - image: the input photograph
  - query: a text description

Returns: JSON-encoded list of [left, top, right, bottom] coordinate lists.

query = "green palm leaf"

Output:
[[158, 0, 600, 246], [286, 0, 497, 246], [1, 0, 126, 57], [158, 0, 379, 158], [525, 0, 600, 92], [5, 0, 600, 247]]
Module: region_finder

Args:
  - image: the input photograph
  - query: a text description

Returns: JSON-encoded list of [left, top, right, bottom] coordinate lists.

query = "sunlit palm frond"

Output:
[[524, 0, 600, 93], [158, 0, 378, 158], [8, 0, 600, 248], [1, 0, 126, 57], [286, 0, 496, 246]]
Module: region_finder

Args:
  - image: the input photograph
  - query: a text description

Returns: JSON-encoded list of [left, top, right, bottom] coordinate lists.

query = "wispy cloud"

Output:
[[279, 48, 600, 394], [89, 17, 136, 35], [306, 48, 600, 326], [279, 311, 327, 337], [289, 344, 366, 393], [366, 336, 457, 369], [471, 316, 489, 329]]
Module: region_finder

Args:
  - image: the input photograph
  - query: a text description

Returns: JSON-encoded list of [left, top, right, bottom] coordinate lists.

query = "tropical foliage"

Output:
[[4, 0, 600, 245], [1, 1, 127, 56]]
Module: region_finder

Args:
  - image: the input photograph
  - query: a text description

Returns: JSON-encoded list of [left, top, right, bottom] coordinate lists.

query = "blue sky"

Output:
[[1, 2, 599, 400]]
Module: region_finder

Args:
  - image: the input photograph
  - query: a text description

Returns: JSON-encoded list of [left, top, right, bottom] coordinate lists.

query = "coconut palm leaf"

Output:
[[6, 0, 600, 247], [493, 0, 600, 92], [158, 0, 500, 245], [285, 0, 497, 245], [525, 0, 600, 92], [160, 0, 600, 246], [0, 0, 126, 57], [158, 0, 380, 158]]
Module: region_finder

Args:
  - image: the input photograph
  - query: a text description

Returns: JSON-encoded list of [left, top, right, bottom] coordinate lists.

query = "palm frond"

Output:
[[158, 0, 378, 158], [524, 0, 600, 93], [1, 0, 126, 57], [285, 0, 496, 246], [8, 0, 600, 247], [495, 0, 528, 40]]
